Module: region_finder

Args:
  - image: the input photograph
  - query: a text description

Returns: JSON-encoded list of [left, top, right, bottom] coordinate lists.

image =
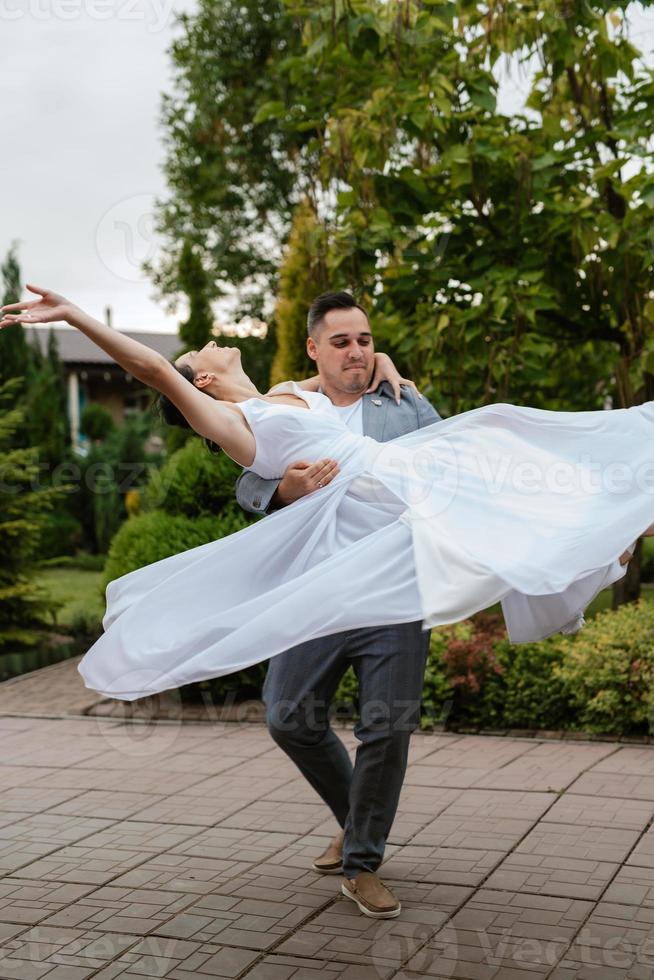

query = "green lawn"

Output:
[[34, 567, 106, 628]]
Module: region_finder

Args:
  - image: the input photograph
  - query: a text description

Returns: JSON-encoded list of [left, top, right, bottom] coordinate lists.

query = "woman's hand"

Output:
[[0, 283, 77, 329], [367, 352, 421, 405]]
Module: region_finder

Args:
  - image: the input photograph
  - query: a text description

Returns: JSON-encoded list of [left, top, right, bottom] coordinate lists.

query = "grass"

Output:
[[34, 567, 106, 628]]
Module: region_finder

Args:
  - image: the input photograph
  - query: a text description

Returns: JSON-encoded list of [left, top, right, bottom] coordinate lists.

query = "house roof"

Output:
[[26, 323, 183, 366]]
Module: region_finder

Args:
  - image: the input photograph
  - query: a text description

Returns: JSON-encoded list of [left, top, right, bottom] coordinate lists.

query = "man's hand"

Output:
[[273, 458, 340, 507]]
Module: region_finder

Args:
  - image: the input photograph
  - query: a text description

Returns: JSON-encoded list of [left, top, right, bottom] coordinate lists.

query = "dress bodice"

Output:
[[235, 381, 376, 481]]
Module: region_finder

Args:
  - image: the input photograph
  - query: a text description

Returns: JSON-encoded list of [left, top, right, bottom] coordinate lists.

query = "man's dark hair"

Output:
[[307, 291, 368, 337]]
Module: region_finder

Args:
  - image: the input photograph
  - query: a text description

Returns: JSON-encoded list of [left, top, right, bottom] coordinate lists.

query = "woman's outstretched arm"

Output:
[[0, 284, 255, 466]]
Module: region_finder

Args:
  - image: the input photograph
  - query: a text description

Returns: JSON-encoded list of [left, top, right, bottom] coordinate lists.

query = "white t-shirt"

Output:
[[331, 397, 364, 433]]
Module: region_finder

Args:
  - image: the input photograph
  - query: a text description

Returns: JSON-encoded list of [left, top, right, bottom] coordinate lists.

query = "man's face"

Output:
[[307, 308, 375, 394]]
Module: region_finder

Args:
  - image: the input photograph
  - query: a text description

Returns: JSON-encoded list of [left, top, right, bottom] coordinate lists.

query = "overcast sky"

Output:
[[2, 3, 654, 334]]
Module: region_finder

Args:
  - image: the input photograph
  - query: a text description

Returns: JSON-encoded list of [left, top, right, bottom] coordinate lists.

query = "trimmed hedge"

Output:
[[103, 509, 249, 585]]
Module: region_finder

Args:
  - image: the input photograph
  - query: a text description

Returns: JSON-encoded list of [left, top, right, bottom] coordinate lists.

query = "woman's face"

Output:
[[175, 340, 241, 379]]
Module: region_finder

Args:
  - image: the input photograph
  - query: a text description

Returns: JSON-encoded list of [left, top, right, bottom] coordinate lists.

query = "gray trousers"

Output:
[[262, 620, 431, 879]]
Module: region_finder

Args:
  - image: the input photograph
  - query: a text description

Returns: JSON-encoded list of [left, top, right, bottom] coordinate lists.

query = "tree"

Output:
[[23, 328, 69, 465], [269, 200, 328, 386], [176, 238, 215, 352], [148, 0, 306, 323], [0, 243, 32, 388], [152, 0, 654, 603], [0, 379, 62, 651]]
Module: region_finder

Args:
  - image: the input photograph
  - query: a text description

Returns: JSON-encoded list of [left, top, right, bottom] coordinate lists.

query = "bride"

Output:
[[2, 284, 650, 702]]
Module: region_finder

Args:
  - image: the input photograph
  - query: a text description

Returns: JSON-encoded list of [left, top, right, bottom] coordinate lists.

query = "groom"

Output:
[[235, 291, 441, 918]]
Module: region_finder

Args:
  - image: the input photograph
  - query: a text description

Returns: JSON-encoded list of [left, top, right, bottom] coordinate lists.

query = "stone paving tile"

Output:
[[218, 800, 330, 835], [416, 735, 535, 771], [0, 717, 35, 731], [169, 827, 301, 865], [206, 858, 344, 909], [0, 814, 115, 874], [91, 936, 263, 979], [410, 812, 535, 852], [548, 900, 654, 979], [0, 786, 84, 814], [394, 785, 465, 817], [117, 793, 247, 827], [60, 820, 203, 855], [436, 788, 558, 821], [35, 767, 207, 796], [403, 764, 491, 789], [380, 843, 505, 887], [274, 894, 453, 969], [184, 773, 293, 802], [542, 793, 654, 831], [588, 746, 654, 776], [625, 827, 654, 870], [153, 893, 316, 951], [110, 853, 254, 895], [473, 742, 617, 792], [48, 791, 167, 821], [0, 766, 61, 790], [12, 844, 152, 886], [0, 924, 142, 979], [5, 740, 108, 769], [155, 752, 247, 777], [403, 888, 593, 980], [604, 864, 654, 907], [244, 952, 398, 980], [39, 883, 199, 935], [0, 878, 97, 925], [482, 822, 640, 902], [569, 770, 654, 801], [512, 822, 641, 865]]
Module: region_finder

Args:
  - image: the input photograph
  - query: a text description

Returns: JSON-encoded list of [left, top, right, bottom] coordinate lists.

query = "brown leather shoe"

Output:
[[311, 829, 344, 874], [341, 872, 401, 918]]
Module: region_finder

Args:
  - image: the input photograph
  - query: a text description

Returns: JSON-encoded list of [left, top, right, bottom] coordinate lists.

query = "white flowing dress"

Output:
[[78, 382, 653, 701]]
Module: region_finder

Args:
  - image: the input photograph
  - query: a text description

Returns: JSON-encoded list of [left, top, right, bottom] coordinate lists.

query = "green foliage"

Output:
[[67, 414, 163, 555], [144, 434, 250, 520], [269, 200, 328, 386], [37, 511, 84, 560], [0, 379, 64, 651], [147, 0, 304, 322], [554, 600, 654, 735], [102, 510, 246, 584], [80, 403, 116, 442], [23, 328, 69, 465], [176, 238, 215, 351], [0, 243, 32, 387], [154, 0, 654, 415], [104, 435, 253, 584]]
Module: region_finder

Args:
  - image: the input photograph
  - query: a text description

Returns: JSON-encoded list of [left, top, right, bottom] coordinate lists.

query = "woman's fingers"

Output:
[[399, 378, 423, 398], [0, 298, 41, 313], [25, 283, 48, 296]]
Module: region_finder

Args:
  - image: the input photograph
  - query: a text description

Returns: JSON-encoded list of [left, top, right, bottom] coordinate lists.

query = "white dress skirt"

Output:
[[77, 383, 652, 701]]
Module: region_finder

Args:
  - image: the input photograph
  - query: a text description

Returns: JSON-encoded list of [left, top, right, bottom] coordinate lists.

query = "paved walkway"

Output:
[[0, 665, 653, 978]]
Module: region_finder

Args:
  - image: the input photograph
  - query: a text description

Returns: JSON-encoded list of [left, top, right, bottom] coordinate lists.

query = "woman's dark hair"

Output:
[[157, 361, 222, 455]]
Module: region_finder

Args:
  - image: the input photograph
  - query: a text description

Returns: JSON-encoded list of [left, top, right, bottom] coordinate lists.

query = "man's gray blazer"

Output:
[[235, 380, 442, 515]]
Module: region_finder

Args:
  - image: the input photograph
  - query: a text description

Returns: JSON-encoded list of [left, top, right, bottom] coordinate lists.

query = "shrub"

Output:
[[484, 636, 573, 731], [103, 509, 249, 585], [80, 403, 116, 442], [144, 436, 249, 520], [37, 510, 84, 559], [553, 599, 654, 735]]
